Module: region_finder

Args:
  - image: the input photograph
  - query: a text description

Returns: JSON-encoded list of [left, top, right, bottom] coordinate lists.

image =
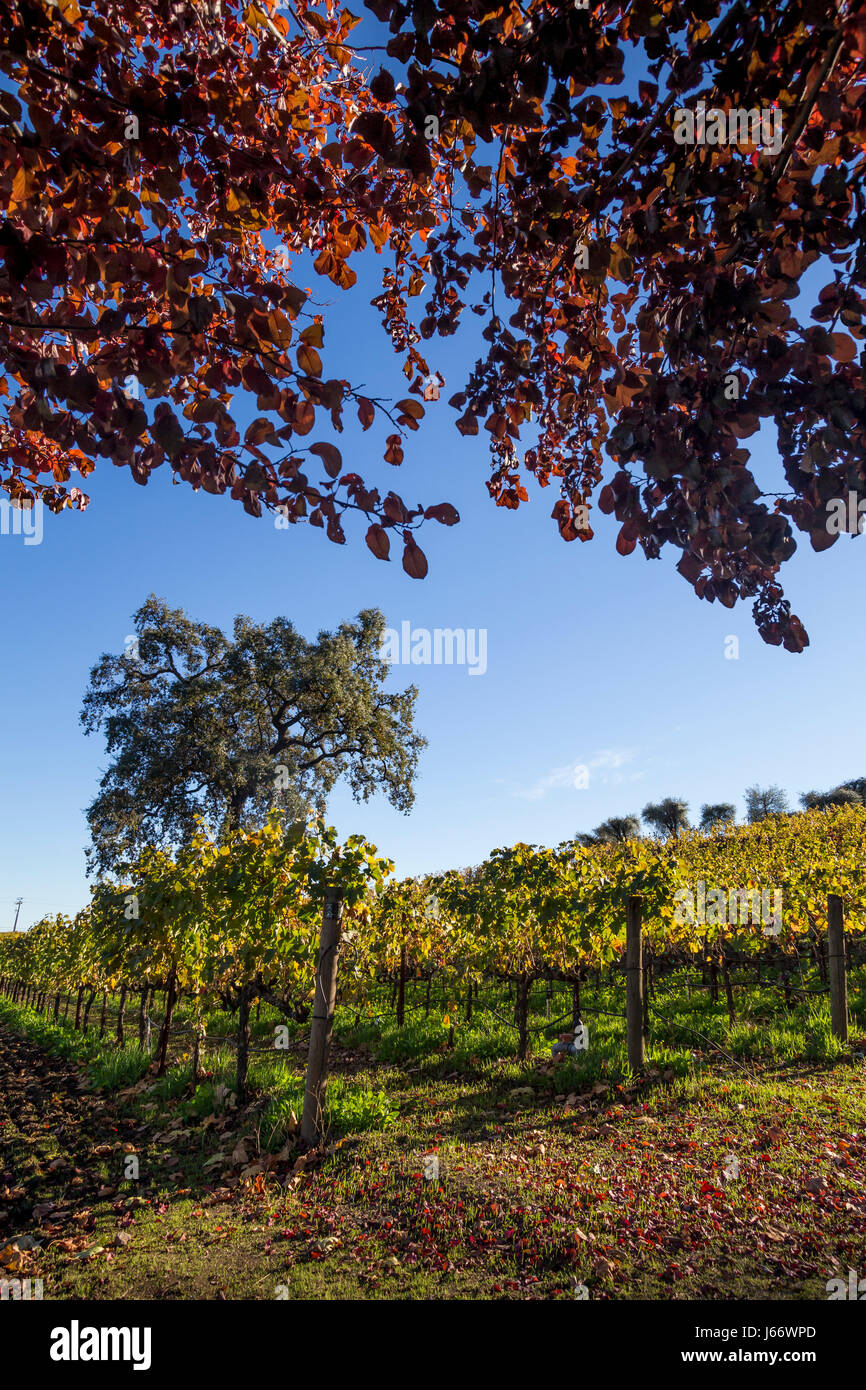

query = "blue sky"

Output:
[[2, 239, 863, 931], [2, 12, 864, 929]]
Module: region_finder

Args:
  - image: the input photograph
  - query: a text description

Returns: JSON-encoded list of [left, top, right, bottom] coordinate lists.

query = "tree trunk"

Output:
[[138, 986, 150, 1050], [722, 955, 736, 1024], [397, 943, 407, 1027], [515, 977, 531, 1061], [781, 963, 792, 1006], [425, 974, 432, 1015], [99, 989, 108, 1038], [817, 935, 827, 984], [572, 977, 581, 1021], [53, 992, 61, 1021], [236, 989, 252, 1104], [156, 969, 178, 1076], [81, 987, 97, 1032], [116, 983, 127, 1046], [465, 980, 472, 1022], [192, 1018, 204, 1084], [709, 957, 719, 1003], [301, 890, 344, 1145], [74, 985, 84, 1031]]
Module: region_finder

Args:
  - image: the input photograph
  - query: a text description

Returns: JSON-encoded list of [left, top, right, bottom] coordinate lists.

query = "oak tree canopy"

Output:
[[80, 595, 424, 874]]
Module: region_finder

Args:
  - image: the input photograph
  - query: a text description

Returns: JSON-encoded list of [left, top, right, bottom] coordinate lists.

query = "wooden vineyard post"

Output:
[[397, 940, 407, 1027], [626, 895, 645, 1071], [301, 887, 345, 1146], [828, 894, 848, 1043]]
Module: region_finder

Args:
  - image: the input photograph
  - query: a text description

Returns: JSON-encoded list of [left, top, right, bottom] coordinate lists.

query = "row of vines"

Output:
[[2, 805, 865, 1138]]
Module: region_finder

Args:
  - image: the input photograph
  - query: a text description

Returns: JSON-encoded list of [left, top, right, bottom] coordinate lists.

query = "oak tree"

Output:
[[81, 594, 425, 873]]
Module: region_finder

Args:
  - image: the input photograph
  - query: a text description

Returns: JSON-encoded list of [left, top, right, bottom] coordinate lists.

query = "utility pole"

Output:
[[12, 898, 22, 932]]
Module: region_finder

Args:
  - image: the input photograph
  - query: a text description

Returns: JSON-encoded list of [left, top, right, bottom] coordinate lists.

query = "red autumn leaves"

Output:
[[1, 0, 866, 640]]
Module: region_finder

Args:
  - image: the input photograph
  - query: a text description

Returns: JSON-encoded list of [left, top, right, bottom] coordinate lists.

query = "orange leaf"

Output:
[[310, 441, 342, 478], [297, 345, 322, 377], [402, 535, 428, 579], [293, 401, 315, 435], [830, 332, 857, 363], [365, 523, 390, 560], [300, 323, 324, 348]]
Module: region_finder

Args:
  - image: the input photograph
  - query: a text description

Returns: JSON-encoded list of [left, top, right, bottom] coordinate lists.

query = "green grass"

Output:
[[1, 960, 864, 1301]]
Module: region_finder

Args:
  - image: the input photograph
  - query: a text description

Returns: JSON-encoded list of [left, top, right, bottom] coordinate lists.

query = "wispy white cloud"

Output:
[[588, 748, 633, 771], [512, 747, 638, 801]]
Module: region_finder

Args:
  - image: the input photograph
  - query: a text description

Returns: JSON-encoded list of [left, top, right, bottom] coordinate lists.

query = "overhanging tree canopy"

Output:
[[2, 0, 865, 648]]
